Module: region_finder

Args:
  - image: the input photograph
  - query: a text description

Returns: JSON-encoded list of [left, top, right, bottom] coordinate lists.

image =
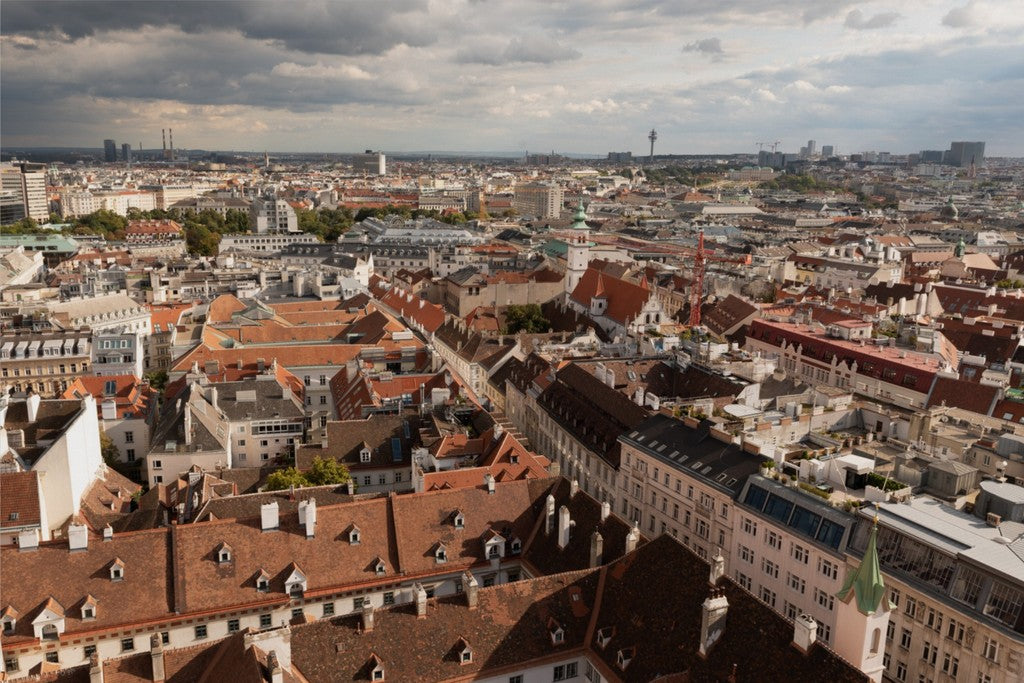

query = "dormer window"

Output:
[[597, 626, 615, 649], [216, 543, 233, 564], [453, 511, 465, 529], [349, 525, 361, 545], [82, 606, 95, 620], [255, 570, 270, 593], [549, 619, 565, 645], [109, 559, 125, 582], [617, 647, 635, 670], [360, 447, 372, 464], [435, 543, 448, 564], [457, 638, 472, 664], [369, 654, 384, 681], [373, 558, 387, 576], [284, 564, 307, 598], [1, 607, 16, 634], [487, 544, 500, 559], [510, 538, 522, 555]]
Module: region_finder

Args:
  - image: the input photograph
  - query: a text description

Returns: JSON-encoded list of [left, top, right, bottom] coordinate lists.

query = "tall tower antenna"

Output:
[[169, 128, 174, 161], [648, 128, 658, 164], [162, 129, 167, 156]]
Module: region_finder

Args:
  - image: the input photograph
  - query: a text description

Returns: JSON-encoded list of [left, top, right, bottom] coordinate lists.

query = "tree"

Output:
[[504, 304, 550, 334], [264, 467, 309, 491], [306, 456, 351, 486], [144, 370, 168, 392]]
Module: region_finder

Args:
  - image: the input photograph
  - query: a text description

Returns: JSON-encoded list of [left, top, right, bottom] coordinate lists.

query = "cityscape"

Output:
[[1, 2, 1023, 683]]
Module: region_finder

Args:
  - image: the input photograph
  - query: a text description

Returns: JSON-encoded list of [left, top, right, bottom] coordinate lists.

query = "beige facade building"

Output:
[[0, 330, 92, 396], [513, 182, 563, 219]]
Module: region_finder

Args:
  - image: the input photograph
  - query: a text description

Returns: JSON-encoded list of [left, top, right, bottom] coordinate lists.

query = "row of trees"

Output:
[[264, 456, 352, 491]]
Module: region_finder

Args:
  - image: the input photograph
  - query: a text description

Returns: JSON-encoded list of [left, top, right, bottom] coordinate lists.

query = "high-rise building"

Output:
[[919, 150, 945, 163], [0, 161, 48, 223], [946, 141, 985, 168], [121, 143, 132, 163], [807, 139, 816, 156], [250, 196, 299, 233], [103, 139, 117, 163], [513, 182, 563, 219], [821, 145, 835, 158], [353, 150, 386, 175]]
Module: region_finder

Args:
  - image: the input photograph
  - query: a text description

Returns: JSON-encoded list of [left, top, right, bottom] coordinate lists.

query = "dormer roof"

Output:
[[34, 597, 65, 621]]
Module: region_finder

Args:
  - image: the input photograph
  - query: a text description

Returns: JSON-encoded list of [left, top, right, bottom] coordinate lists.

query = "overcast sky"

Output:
[[2, 0, 1022, 156]]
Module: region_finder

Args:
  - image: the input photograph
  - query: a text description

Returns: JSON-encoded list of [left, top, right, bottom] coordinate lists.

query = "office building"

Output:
[[920, 150, 945, 163], [821, 145, 835, 158], [946, 141, 985, 168], [353, 150, 386, 175], [513, 182, 563, 219], [607, 151, 633, 163], [121, 143, 132, 163], [103, 139, 117, 162], [0, 161, 48, 223]]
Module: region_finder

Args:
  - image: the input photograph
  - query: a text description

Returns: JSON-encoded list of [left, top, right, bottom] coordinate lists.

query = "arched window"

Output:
[[870, 627, 881, 654]]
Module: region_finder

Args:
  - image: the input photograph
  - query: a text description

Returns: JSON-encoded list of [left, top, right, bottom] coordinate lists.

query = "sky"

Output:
[[1, 0, 1022, 156]]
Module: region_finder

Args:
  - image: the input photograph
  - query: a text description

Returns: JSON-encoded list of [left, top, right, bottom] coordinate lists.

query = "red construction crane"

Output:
[[686, 230, 752, 328]]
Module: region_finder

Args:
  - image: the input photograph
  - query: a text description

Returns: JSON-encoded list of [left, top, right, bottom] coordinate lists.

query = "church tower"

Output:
[[833, 519, 891, 683], [566, 232, 590, 301]]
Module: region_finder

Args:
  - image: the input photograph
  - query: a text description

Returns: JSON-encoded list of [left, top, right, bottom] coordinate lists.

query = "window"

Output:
[[124, 431, 134, 443], [982, 637, 999, 662], [319, 395, 327, 405], [946, 618, 965, 644], [260, 613, 272, 628], [3, 656, 17, 673], [161, 632, 169, 645], [784, 601, 798, 620], [818, 557, 838, 580], [84, 645, 96, 659], [814, 588, 834, 611], [126, 448, 135, 461], [787, 573, 806, 594], [353, 597, 365, 611], [383, 592, 395, 606], [791, 543, 809, 564], [378, 474, 387, 485], [82, 606, 95, 620], [922, 641, 937, 666], [887, 622, 895, 642], [766, 530, 782, 550], [228, 619, 240, 633], [552, 662, 578, 680], [942, 653, 958, 677], [978, 675, 992, 683], [509, 677, 524, 683], [759, 586, 776, 608], [904, 597, 918, 619], [195, 625, 207, 639], [739, 545, 754, 564], [900, 628, 912, 650], [925, 607, 942, 632], [736, 572, 751, 590], [895, 661, 907, 682], [153, 460, 162, 470], [363, 476, 371, 486], [322, 602, 335, 617], [984, 581, 1024, 626], [121, 637, 135, 652], [762, 558, 779, 579], [742, 517, 757, 535], [45, 652, 59, 664]]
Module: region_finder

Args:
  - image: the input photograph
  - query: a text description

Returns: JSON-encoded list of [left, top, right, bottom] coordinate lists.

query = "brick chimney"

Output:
[[600, 501, 611, 522], [464, 572, 479, 610], [625, 523, 640, 554], [361, 603, 375, 633], [149, 633, 165, 682], [557, 505, 573, 550], [709, 547, 725, 586], [589, 531, 604, 568], [793, 614, 817, 654], [414, 583, 428, 618], [699, 588, 729, 657]]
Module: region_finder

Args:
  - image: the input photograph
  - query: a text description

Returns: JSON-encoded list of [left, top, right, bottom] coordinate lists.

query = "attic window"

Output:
[[435, 544, 448, 564], [374, 559, 386, 576], [8, 512, 18, 521], [349, 527, 361, 545], [109, 560, 125, 582], [360, 448, 371, 464], [82, 606, 95, 621], [617, 647, 635, 670], [459, 639, 473, 664], [3, 619, 15, 634], [453, 511, 465, 529], [597, 626, 615, 649], [550, 626, 565, 645], [217, 543, 233, 564], [256, 574, 270, 592], [510, 538, 522, 555], [487, 544, 500, 559]]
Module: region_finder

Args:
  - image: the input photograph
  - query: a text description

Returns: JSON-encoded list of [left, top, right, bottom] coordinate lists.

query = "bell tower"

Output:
[[566, 233, 590, 301]]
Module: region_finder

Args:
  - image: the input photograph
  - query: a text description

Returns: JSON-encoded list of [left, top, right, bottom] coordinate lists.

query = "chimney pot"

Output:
[[625, 523, 640, 554], [261, 501, 280, 532], [793, 613, 818, 654], [69, 523, 89, 552], [150, 633, 166, 682], [361, 603, 375, 633], [464, 572, 479, 610], [557, 505, 572, 549], [414, 583, 428, 618], [589, 531, 604, 568]]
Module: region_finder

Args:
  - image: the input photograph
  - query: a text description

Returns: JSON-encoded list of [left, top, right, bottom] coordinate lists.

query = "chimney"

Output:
[[266, 651, 284, 683], [361, 603, 375, 633], [208, 386, 218, 409], [26, 392, 41, 423], [570, 479, 579, 497], [414, 583, 428, 618], [600, 501, 611, 522], [709, 547, 725, 585], [625, 523, 640, 554], [589, 531, 604, 568], [103, 524, 113, 541], [304, 498, 317, 538], [793, 614, 817, 654], [545, 494, 556, 535], [464, 572, 479, 610], [261, 501, 280, 532], [0, 427, 7, 456], [68, 523, 89, 552], [557, 505, 573, 549], [101, 399, 117, 421], [699, 588, 729, 657], [150, 634, 166, 683], [484, 472, 495, 494], [183, 406, 193, 445], [345, 479, 355, 495], [17, 530, 38, 551], [89, 652, 104, 683]]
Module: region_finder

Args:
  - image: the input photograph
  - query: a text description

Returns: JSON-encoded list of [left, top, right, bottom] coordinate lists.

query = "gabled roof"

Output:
[[570, 267, 652, 325]]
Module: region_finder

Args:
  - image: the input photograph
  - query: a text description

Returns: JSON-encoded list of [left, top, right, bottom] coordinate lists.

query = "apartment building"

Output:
[[219, 232, 319, 254], [250, 196, 299, 233], [513, 182, 563, 219], [431, 319, 516, 399], [90, 327, 145, 379], [0, 330, 92, 396], [0, 161, 47, 223], [48, 293, 152, 337], [617, 413, 760, 566], [214, 377, 306, 468], [851, 495, 1024, 683]]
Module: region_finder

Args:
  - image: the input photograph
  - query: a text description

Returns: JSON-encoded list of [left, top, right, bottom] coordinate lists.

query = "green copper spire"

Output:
[[954, 236, 966, 259], [571, 200, 589, 230], [837, 520, 889, 615]]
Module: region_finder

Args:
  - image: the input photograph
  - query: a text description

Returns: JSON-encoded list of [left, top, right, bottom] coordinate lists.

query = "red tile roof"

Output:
[[0, 471, 41, 530], [570, 267, 652, 325]]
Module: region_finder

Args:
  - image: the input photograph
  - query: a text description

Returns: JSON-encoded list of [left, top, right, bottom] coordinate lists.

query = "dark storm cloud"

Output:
[[0, 0, 433, 55]]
